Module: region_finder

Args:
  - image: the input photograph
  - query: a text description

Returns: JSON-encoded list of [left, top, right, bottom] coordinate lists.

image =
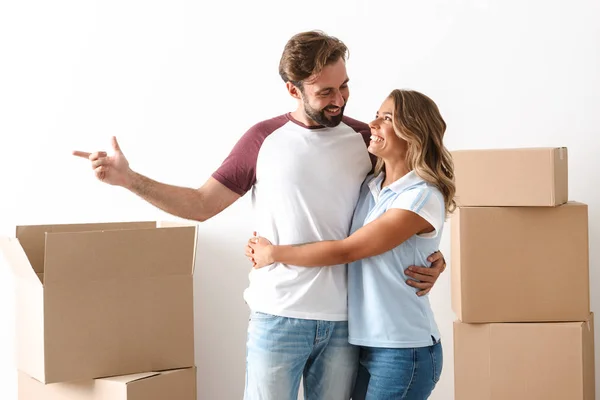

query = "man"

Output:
[[74, 31, 446, 400]]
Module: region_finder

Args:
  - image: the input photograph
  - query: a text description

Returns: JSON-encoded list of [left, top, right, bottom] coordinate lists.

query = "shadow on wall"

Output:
[[580, 158, 600, 398], [193, 229, 251, 400]]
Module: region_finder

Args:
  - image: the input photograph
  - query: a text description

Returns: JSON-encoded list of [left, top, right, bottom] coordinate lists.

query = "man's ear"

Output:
[[286, 82, 302, 100]]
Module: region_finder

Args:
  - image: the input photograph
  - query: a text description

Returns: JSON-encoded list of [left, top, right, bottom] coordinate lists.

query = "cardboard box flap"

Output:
[[7, 236, 46, 383], [0, 236, 43, 286], [43, 225, 196, 284], [101, 371, 161, 384], [561, 201, 586, 208], [16, 222, 157, 274], [18, 368, 197, 400], [157, 221, 199, 275], [104, 369, 190, 385], [126, 367, 197, 399]]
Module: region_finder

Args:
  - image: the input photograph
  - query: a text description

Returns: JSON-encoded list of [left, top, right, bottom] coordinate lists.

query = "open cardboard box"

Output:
[[0, 221, 197, 384]]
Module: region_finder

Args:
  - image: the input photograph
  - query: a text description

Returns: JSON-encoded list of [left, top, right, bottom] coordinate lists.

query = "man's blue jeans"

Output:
[[244, 311, 359, 400]]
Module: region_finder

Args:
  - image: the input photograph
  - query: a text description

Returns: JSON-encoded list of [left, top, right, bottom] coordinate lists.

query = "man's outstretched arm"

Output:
[[73, 136, 241, 222]]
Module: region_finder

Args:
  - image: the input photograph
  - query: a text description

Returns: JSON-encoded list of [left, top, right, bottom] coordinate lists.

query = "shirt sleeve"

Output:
[[389, 187, 445, 238], [211, 116, 286, 196]]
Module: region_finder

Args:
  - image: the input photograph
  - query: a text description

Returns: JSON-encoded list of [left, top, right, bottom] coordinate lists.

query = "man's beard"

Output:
[[303, 98, 346, 128]]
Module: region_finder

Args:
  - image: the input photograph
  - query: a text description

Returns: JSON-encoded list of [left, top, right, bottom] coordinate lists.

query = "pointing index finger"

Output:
[[72, 150, 92, 159]]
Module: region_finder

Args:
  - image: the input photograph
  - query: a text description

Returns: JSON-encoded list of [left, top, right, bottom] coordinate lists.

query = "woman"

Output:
[[247, 89, 455, 399]]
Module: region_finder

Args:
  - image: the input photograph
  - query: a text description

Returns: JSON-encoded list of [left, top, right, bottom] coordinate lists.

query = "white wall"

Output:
[[1, 0, 599, 399]]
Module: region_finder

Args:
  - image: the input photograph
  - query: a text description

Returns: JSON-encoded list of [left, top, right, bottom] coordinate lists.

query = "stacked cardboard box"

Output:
[[0, 221, 198, 399], [450, 148, 595, 399]]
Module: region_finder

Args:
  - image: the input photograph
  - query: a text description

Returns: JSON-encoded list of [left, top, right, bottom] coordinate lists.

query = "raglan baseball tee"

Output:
[[212, 113, 373, 321]]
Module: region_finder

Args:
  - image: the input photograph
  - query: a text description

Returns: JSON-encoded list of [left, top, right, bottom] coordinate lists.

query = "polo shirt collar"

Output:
[[367, 170, 423, 198]]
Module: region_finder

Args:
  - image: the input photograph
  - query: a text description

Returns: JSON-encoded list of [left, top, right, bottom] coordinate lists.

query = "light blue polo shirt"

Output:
[[348, 171, 445, 348]]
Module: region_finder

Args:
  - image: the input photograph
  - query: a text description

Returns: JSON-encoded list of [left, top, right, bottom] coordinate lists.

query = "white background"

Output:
[[1, 0, 599, 399]]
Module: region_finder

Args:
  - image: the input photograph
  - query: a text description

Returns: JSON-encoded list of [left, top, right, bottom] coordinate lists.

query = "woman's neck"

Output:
[[382, 157, 410, 188]]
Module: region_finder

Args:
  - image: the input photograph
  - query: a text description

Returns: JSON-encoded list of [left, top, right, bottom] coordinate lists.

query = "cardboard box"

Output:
[[451, 202, 589, 323], [454, 314, 595, 400], [18, 367, 196, 399], [0, 221, 197, 384], [452, 147, 568, 206]]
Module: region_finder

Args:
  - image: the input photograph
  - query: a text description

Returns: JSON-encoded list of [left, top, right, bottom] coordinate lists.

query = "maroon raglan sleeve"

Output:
[[211, 115, 288, 196], [342, 116, 377, 170]]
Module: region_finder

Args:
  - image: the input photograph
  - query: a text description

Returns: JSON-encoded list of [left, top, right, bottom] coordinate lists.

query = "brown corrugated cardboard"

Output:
[[452, 147, 568, 206], [0, 221, 197, 384], [18, 367, 197, 399], [451, 202, 589, 323], [454, 314, 595, 399]]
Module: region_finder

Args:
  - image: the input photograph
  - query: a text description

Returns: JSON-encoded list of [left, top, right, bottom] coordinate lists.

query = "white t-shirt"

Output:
[[212, 113, 373, 321]]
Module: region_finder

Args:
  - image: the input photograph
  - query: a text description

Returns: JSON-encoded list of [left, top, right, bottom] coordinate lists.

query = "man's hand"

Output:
[[405, 250, 446, 296], [73, 136, 133, 188]]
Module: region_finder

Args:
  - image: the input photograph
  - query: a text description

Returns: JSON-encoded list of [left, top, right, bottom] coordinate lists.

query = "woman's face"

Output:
[[368, 97, 406, 158]]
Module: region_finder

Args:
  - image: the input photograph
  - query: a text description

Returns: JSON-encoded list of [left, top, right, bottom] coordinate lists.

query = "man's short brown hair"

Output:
[[278, 31, 348, 87]]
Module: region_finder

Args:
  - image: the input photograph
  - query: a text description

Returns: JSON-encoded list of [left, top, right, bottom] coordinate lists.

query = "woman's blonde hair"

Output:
[[374, 89, 456, 217]]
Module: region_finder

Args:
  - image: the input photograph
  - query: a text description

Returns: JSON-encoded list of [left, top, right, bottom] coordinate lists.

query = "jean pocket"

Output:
[[250, 311, 279, 322], [429, 341, 443, 384]]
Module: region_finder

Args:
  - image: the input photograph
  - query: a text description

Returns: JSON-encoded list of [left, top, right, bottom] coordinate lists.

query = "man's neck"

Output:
[[290, 109, 321, 127]]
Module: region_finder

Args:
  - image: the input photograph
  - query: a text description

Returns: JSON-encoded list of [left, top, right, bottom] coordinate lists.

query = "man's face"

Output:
[[299, 58, 350, 127]]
